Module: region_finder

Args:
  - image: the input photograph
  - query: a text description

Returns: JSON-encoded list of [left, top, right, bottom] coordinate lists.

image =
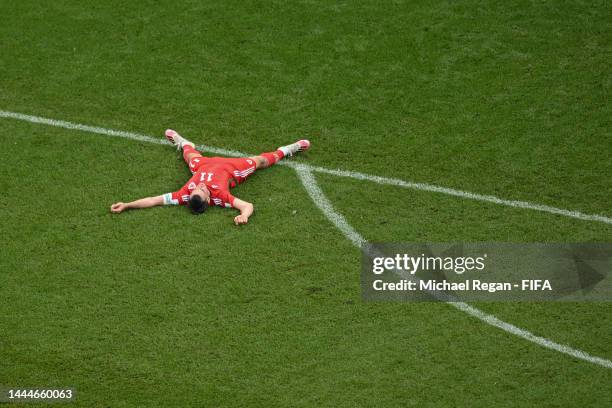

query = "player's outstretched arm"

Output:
[[232, 198, 254, 225], [110, 195, 165, 213]]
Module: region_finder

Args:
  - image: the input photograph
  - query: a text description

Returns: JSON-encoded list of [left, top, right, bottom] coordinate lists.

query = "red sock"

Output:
[[260, 150, 284, 166], [183, 145, 197, 162]]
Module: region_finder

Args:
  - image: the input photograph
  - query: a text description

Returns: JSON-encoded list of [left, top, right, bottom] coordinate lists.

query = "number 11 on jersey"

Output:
[[200, 172, 213, 182]]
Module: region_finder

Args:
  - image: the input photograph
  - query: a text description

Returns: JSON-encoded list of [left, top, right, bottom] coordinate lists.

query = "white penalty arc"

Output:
[[1, 109, 611, 369], [294, 166, 612, 369]]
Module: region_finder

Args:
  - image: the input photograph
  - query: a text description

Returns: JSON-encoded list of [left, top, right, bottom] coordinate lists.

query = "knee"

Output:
[[252, 156, 267, 168], [185, 152, 202, 161]]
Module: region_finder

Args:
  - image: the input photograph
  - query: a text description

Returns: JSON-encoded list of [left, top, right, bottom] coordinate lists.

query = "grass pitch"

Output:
[[1, 1, 611, 407]]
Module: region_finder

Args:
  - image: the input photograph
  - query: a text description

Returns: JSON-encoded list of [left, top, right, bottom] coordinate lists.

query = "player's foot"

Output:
[[279, 139, 310, 157], [165, 129, 195, 150]]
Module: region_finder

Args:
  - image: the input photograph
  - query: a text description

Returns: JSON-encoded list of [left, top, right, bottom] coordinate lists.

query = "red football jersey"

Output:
[[163, 156, 256, 208]]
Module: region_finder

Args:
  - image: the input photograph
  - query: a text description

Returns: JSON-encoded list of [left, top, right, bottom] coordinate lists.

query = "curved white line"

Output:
[[1, 109, 610, 368], [1, 109, 610, 225], [294, 165, 612, 369]]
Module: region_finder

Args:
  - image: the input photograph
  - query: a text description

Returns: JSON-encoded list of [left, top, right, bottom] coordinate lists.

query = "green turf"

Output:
[[1, 1, 611, 407]]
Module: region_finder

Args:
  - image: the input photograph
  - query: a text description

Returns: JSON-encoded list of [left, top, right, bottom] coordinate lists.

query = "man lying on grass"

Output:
[[110, 129, 310, 225]]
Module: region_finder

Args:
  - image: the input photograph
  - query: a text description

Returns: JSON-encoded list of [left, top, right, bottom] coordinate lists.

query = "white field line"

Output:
[[307, 165, 612, 225], [1, 109, 611, 368], [295, 166, 612, 369], [1, 110, 611, 225], [0, 110, 246, 157], [292, 164, 366, 248], [452, 302, 612, 368]]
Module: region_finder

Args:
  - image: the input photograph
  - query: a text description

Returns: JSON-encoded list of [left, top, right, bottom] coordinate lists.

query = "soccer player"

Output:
[[110, 130, 310, 225]]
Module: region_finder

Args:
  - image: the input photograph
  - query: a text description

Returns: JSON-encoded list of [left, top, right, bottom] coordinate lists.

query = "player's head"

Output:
[[189, 184, 210, 214]]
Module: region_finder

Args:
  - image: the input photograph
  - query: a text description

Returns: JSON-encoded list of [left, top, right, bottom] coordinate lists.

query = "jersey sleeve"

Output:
[[162, 192, 188, 205], [162, 184, 191, 206], [212, 190, 236, 208]]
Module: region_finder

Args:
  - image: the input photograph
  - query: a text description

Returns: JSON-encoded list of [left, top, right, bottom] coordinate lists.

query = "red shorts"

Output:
[[188, 156, 257, 184]]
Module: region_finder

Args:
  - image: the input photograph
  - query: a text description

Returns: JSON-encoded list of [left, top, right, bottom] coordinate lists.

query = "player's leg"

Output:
[[182, 144, 202, 164], [249, 154, 276, 169], [251, 139, 310, 169], [165, 129, 201, 163]]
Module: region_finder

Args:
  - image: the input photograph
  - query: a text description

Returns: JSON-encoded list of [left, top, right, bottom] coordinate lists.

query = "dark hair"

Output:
[[189, 195, 209, 214]]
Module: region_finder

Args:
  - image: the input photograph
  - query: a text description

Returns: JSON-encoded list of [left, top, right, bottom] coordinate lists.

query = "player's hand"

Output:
[[111, 202, 127, 213], [234, 214, 249, 225]]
